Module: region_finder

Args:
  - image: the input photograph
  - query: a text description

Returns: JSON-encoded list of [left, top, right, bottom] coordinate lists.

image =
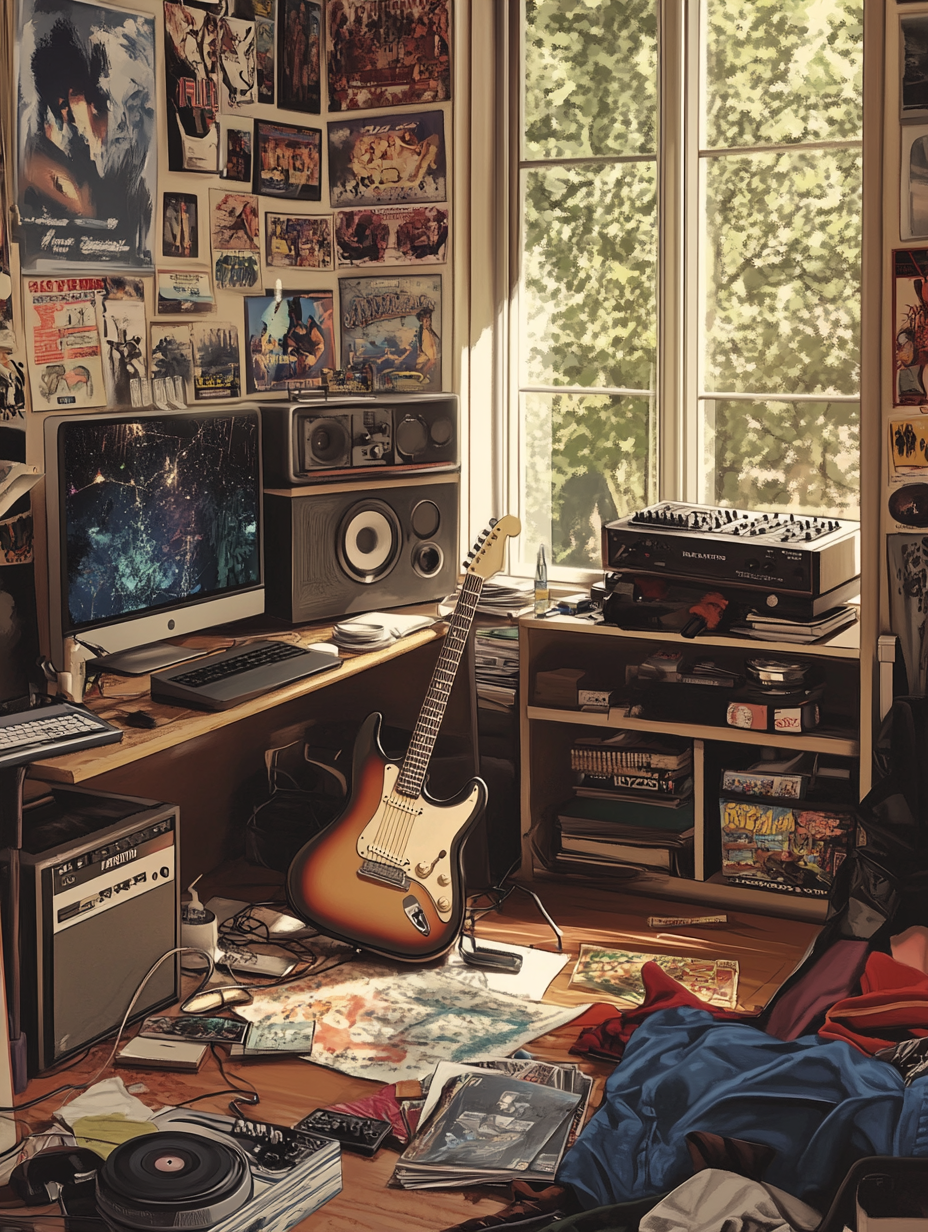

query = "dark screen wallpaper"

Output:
[[62, 413, 260, 631]]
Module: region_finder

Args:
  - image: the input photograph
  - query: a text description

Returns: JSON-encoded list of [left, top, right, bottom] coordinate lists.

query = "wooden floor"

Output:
[[17, 870, 821, 1232]]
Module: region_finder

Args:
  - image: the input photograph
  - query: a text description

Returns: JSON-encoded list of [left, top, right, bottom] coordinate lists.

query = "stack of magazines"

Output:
[[729, 606, 857, 643], [391, 1057, 591, 1189], [440, 576, 534, 619], [474, 625, 520, 713]]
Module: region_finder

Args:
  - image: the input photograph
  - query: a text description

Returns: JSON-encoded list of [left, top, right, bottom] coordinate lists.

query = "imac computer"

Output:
[[44, 408, 263, 699]]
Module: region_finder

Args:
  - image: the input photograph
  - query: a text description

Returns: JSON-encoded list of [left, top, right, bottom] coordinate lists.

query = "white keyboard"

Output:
[[0, 702, 122, 767]]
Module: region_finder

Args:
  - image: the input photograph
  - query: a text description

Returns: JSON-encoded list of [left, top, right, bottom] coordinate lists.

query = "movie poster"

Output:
[[163, 193, 199, 259], [277, 0, 321, 113], [214, 253, 260, 291], [163, 1, 220, 173], [244, 292, 335, 393], [335, 205, 448, 266], [266, 215, 333, 269], [192, 322, 241, 400], [16, 0, 156, 270], [339, 274, 441, 392], [24, 276, 106, 409], [894, 249, 928, 405], [101, 277, 147, 407], [256, 18, 274, 104], [254, 122, 322, 201], [327, 112, 446, 207], [327, 0, 451, 111], [219, 16, 257, 109], [225, 128, 253, 183], [150, 323, 193, 403]]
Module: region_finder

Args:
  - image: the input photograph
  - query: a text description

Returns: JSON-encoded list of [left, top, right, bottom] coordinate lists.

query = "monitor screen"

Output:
[[55, 410, 261, 639]]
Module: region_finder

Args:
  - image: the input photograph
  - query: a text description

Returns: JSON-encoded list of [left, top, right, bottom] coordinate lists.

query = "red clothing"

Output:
[[818, 950, 928, 1054]]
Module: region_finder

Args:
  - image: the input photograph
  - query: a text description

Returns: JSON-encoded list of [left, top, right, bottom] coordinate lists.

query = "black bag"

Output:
[[244, 738, 347, 872]]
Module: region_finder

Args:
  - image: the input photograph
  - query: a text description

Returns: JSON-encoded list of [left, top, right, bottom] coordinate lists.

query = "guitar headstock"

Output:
[[463, 515, 521, 580]]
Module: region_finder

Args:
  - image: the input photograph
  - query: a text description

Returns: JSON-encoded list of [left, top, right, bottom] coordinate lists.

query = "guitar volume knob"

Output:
[[415, 862, 430, 878], [437, 873, 450, 886], [436, 896, 451, 912]]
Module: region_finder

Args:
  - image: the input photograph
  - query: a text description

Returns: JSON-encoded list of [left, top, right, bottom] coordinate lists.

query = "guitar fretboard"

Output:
[[396, 571, 485, 798]]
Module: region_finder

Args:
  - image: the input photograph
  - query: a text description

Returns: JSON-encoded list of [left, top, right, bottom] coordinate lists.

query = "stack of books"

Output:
[[474, 625, 519, 713], [391, 1057, 591, 1189], [440, 576, 534, 619], [558, 734, 695, 875], [729, 606, 858, 644]]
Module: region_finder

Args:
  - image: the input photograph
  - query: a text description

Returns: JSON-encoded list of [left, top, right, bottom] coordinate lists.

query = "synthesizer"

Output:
[[602, 502, 860, 618]]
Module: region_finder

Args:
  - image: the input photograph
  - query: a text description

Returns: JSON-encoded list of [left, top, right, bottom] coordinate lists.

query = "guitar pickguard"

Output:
[[355, 763, 479, 923]]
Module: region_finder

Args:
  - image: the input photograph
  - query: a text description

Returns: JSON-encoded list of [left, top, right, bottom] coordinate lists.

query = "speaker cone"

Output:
[[410, 499, 441, 539], [429, 416, 453, 446], [395, 415, 428, 458], [305, 416, 351, 467], [412, 542, 444, 578], [337, 501, 402, 582]]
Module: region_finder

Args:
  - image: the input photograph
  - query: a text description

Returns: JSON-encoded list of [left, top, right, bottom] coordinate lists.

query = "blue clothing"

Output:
[[558, 1006, 928, 1210]]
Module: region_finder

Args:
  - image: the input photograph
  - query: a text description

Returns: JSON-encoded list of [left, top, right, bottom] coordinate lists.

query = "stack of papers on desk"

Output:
[[441, 576, 534, 619], [331, 611, 437, 651]]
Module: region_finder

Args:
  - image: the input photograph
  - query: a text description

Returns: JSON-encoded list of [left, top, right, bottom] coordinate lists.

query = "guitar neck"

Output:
[[396, 572, 485, 797]]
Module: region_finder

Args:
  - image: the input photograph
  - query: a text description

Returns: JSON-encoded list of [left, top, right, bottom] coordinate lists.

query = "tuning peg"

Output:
[[489, 517, 499, 527]]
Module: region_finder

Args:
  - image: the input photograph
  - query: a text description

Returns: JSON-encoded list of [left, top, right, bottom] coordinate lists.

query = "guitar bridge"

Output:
[[359, 859, 410, 891]]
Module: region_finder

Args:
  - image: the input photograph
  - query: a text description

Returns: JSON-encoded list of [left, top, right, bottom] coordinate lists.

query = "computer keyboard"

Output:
[[0, 702, 123, 768], [150, 640, 341, 711]]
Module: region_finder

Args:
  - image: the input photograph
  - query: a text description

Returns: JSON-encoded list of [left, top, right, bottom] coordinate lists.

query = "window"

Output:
[[512, 0, 863, 575]]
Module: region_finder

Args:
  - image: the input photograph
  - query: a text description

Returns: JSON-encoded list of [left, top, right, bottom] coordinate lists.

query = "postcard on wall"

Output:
[[24, 277, 106, 410], [150, 323, 194, 400], [339, 274, 441, 392], [192, 322, 241, 401], [256, 17, 274, 104], [568, 945, 740, 1011], [335, 205, 448, 267], [902, 16, 928, 123], [327, 0, 451, 112], [265, 214, 333, 269], [210, 191, 260, 251], [902, 127, 928, 240], [16, 0, 156, 271], [101, 278, 147, 408], [254, 122, 322, 201], [890, 418, 928, 478], [157, 270, 215, 316], [214, 252, 260, 291], [894, 249, 928, 405], [224, 127, 253, 184], [328, 111, 446, 208], [163, 2, 220, 173], [243, 292, 335, 394], [162, 193, 199, 260], [277, 0, 321, 113], [219, 16, 257, 109]]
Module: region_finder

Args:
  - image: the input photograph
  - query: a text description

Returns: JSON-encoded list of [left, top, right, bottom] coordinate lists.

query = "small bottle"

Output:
[[534, 545, 549, 617]]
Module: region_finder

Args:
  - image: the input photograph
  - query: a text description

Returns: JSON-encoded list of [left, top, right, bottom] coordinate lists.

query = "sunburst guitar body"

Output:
[[286, 514, 521, 962]]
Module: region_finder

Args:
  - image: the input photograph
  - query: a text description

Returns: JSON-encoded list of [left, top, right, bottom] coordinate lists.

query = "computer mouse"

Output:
[[124, 710, 159, 729]]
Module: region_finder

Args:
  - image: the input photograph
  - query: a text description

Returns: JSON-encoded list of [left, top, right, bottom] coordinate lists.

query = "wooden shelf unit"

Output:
[[518, 614, 863, 921]]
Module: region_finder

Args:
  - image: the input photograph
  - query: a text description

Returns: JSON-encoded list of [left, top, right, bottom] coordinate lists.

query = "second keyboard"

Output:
[[150, 641, 341, 710]]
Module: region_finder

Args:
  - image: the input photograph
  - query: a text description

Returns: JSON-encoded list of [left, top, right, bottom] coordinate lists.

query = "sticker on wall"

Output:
[[265, 215, 333, 269], [254, 121, 322, 202], [219, 16, 257, 108], [277, 0, 320, 113], [224, 127, 253, 184], [214, 253, 260, 291], [326, 0, 450, 112], [327, 111, 446, 208], [893, 249, 928, 406], [163, 2, 220, 173], [101, 278, 148, 408], [192, 322, 241, 401], [16, 0, 157, 270], [339, 274, 441, 392], [334, 205, 448, 267], [24, 277, 106, 410], [243, 292, 335, 394], [157, 270, 215, 315], [162, 193, 200, 260], [889, 483, 928, 527], [210, 191, 260, 252]]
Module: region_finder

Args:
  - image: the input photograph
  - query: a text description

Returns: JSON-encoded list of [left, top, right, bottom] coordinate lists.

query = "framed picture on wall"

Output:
[[162, 193, 199, 260], [277, 0, 320, 113], [265, 214, 333, 269], [253, 121, 322, 201], [902, 15, 928, 123], [327, 111, 446, 208]]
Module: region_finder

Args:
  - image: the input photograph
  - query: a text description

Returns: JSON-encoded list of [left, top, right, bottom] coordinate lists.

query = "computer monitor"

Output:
[[44, 407, 263, 680]]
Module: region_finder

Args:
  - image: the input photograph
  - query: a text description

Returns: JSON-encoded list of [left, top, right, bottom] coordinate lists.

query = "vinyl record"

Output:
[[889, 483, 928, 527], [97, 1132, 252, 1231]]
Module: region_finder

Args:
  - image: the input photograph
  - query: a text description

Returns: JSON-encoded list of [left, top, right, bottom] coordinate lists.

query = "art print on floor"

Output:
[[214, 252, 260, 291], [210, 191, 260, 251], [328, 112, 446, 207], [254, 122, 322, 202], [265, 215, 333, 269], [339, 274, 441, 391], [192, 322, 241, 400], [219, 16, 257, 109], [277, 0, 321, 113], [224, 127, 253, 184], [569, 946, 740, 1010], [157, 270, 215, 315], [903, 15, 928, 123], [24, 276, 106, 409], [256, 18, 274, 104], [335, 205, 448, 266], [162, 193, 199, 259], [101, 277, 147, 408], [244, 292, 335, 393], [164, 2, 219, 173], [894, 249, 928, 405], [327, 0, 451, 112], [16, 0, 156, 271]]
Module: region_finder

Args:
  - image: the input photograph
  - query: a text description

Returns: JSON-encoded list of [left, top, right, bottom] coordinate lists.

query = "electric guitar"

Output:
[[286, 515, 521, 962]]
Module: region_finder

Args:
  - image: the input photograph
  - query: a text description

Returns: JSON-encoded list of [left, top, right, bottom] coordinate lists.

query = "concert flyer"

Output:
[[24, 277, 106, 410]]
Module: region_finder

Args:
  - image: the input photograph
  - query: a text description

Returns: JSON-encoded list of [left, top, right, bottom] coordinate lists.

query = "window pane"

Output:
[[702, 398, 859, 516], [523, 0, 657, 160], [704, 0, 863, 149], [702, 147, 861, 397], [521, 162, 657, 390], [522, 392, 655, 571]]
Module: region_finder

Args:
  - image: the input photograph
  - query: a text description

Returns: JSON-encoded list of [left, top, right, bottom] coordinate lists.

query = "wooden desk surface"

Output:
[[12, 867, 820, 1232], [29, 623, 447, 786]]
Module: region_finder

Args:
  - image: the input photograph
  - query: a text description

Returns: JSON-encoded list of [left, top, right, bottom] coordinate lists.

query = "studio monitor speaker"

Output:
[[264, 474, 459, 623]]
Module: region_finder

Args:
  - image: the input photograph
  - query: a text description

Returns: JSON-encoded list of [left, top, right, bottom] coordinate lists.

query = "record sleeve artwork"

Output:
[[327, 0, 451, 111], [163, 1, 220, 173], [16, 0, 157, 270], [339, 275, 441, 391], [278, 0, 321, 113], [327, 112, 446, 207], [244, 292, 334, 393]]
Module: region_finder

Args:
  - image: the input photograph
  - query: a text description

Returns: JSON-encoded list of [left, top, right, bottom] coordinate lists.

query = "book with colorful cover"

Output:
[[568, 945, 740, 1009], [719, 798, 855, 896]]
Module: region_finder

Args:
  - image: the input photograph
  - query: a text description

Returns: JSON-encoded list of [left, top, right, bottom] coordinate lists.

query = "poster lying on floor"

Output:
[[339, 274, 441, 391], [24, 276, 106, 409], [16, 0, 157, 270]]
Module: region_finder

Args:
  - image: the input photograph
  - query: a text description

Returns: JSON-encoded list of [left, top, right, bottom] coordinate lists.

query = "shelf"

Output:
[[525, 706, 859, 756]]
